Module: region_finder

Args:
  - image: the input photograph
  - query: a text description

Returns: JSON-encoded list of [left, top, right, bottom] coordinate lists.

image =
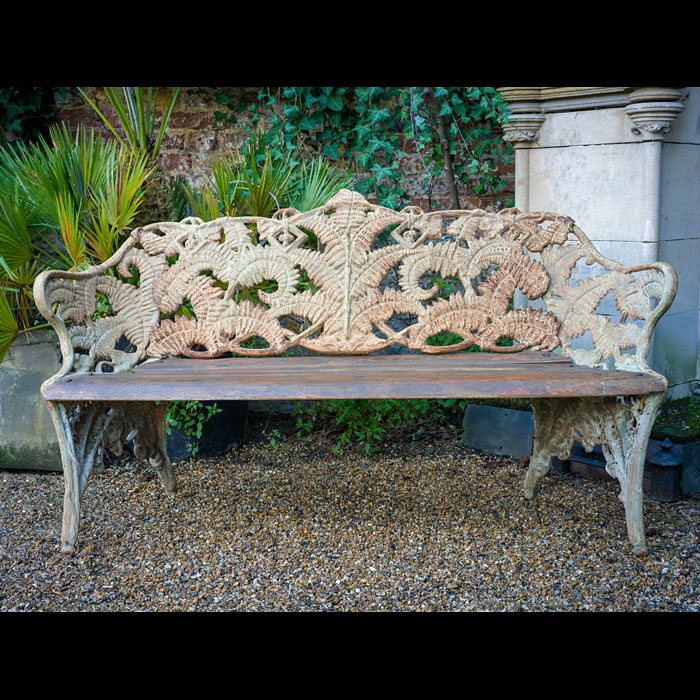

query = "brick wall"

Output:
[[53, 87, 514, 212]]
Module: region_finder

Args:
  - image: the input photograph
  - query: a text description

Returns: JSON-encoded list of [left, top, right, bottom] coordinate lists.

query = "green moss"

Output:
[[0, 441, 61, 471], [651, 397, 700, 445]]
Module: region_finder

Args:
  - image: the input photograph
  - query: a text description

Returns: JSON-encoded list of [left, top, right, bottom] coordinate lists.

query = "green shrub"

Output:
[[165, 400, 223, 457], [293, 397, 467, 456]]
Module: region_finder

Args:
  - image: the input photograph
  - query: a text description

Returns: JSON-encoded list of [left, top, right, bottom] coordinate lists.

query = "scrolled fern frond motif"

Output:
[[32, 189, 677, 375], [42, 246, 168, 372], [541, 232, 677, 372]]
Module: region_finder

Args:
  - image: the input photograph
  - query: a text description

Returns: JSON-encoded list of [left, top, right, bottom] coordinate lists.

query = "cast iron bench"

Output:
[[34, 189, 677, 556]]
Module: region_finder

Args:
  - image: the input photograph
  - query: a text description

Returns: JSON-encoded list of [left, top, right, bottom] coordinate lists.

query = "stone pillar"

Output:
[[497, 87, 697, 398]]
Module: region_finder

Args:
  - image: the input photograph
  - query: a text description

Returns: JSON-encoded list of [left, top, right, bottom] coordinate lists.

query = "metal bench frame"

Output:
[[34, 189, 677, 556]]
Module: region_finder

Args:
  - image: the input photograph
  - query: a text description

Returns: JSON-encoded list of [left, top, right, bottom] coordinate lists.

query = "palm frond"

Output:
[[235, 137, 297, 218], [178, 180, 222, 222], [78, 87, 180, 160], [0, 184, 37, 270], [0, 288, 19, 363], [292, 156, 353, 212], [210, 154, 242, 216]]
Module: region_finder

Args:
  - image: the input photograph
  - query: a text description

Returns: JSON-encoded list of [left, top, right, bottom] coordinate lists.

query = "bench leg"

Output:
[[46, 400, 176, 553], [46, 401, 112, 553], [148, 403, 176, 497], [103, 401, 177, 498], [525, 393, 664, 557]]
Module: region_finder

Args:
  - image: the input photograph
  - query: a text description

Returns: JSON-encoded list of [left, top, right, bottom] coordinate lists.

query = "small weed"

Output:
[[166, 401, 223, 457], [266, 428, 282, 450]]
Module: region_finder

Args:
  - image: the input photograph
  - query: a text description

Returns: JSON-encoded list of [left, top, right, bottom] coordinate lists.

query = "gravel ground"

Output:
[[2, 419, 699, 612]]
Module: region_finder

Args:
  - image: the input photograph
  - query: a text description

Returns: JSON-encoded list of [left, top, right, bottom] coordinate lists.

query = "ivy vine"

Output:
[[212, 86, 513, 210]]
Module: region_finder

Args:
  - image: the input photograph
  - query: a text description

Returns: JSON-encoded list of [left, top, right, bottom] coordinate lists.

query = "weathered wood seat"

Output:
[[34, 189, 677, 556]]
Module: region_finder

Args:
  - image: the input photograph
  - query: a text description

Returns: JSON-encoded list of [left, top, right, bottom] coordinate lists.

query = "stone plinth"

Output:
[[0, 332, 63, 471]]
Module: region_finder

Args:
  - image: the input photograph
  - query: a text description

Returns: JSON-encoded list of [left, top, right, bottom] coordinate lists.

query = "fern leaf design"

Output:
[[475, 266, 517, 318], [445, 210, 514, 243], [408, 293, 489, 350], [547, 270, 629, 340], [508, 212, 574, 252], [148, 314, 227, 358], [478, 307, 560, 352], [614, 269, 666, 322], [352, 288, 424, 338], [44, 188, 672, 369], [398, 240, 471, 301], [47, 277, 97, 323]]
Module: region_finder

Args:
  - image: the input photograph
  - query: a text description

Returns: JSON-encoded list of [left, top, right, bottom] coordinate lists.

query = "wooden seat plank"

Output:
[[44, 353, 665, 401], [132, 350, 573, 374]]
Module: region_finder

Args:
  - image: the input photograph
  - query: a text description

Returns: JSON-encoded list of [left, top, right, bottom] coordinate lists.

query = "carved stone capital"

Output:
[[498, 87, 687, 142], [624, 100, 685, 140], [627, 87, 684, 104], [502, 113, 546, 145]]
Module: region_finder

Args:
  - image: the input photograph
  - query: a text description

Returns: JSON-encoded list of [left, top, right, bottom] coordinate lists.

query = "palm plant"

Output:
[[78, 87, 181, 226], [0, 123, 150, 362], [234, 131, 298, 218], [287, 155, 352, 212], [174, 131, 351, 225], [77, 87, 180, 161]]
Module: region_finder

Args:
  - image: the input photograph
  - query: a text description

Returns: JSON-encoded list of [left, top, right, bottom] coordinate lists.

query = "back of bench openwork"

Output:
[[34, 189, 677, 380]]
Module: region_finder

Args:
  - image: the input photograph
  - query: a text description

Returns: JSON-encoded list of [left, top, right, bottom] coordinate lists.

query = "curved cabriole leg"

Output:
[[47, 400, 176, 553], [523, 448, 553, 500], [46, 401, 113, 553], [526, 393, 665, 557], [616, 392, 664, 557], [524, 399, 569, 499]]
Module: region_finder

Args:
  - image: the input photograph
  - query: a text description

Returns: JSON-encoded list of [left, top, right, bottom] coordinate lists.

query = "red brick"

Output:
[[160, 132, 186, 150], [160, 152, 193, 173], [56, 107, 106, 130], [168, 111, 215, 130]]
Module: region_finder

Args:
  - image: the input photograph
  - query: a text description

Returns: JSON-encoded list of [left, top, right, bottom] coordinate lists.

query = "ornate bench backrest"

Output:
[[35, 189, 677, 378]]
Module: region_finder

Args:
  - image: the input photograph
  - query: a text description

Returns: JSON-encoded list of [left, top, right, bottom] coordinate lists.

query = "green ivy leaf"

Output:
[[371, 163, 395, 181], [327, 94, 344, 111], [322, 142, 339, 160], [368, 106, 391, 125], [354, 123, 372, 140], [355, 177, 374, 193], [356, 152, 372, 169], [298, 115, 317, 131]]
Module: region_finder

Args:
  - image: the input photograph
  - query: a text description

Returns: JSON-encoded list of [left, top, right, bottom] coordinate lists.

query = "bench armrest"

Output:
[[33, 232, 144, 382], [542, 224, 677, 379]]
